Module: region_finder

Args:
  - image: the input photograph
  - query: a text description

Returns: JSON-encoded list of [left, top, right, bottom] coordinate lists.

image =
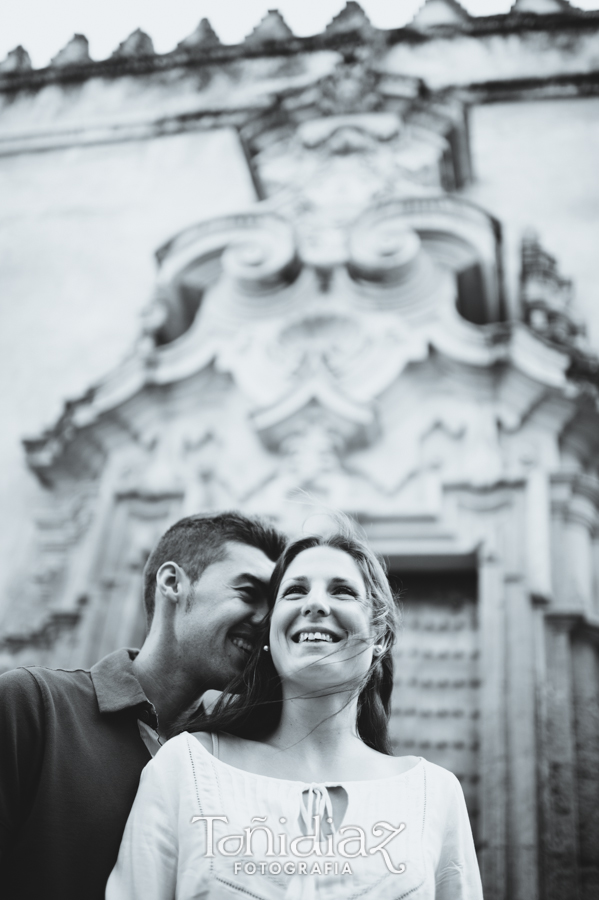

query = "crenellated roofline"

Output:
[[1, 2, 599, 93]]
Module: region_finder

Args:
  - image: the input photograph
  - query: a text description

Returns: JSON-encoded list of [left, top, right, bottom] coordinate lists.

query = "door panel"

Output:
[[388, 571, 480, 840]]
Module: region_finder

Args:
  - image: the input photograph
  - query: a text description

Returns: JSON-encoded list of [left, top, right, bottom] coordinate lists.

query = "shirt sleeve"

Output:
[[0, 668, 45, 862], [435, 774, 484, 900], [105, 751, 178, 900]]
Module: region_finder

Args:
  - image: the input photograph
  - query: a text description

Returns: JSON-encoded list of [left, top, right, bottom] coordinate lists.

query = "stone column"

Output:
[[539, 614, 581, 900], [571, 633, 599, 900], [478, 543, 508, 900], [505, 572, 538, 900]]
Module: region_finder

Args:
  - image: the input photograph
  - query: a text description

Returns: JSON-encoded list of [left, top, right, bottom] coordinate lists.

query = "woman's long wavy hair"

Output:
[[177, 528, 402, 754]]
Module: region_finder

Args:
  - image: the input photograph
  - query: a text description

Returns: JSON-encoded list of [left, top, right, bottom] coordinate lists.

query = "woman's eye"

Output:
[[330, 585, 357, 598], [282, 584, 307, 598]]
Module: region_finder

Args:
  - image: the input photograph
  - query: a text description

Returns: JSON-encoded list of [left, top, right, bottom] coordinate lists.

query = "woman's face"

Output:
[[269, 545, 376, 692]]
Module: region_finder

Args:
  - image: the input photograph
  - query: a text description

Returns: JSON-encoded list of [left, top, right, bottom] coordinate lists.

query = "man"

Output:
[[0, 511, 286, 900]]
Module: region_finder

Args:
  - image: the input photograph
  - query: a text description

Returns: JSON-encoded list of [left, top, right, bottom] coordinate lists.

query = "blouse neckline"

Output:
[[185, 731, 424, 787]]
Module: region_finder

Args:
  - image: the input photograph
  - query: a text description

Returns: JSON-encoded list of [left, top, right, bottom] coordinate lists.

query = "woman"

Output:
[[106, 528, 483, 899]]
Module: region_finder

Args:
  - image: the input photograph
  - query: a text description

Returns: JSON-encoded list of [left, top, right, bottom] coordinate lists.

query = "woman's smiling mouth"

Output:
[[291, 628, 341, 644]]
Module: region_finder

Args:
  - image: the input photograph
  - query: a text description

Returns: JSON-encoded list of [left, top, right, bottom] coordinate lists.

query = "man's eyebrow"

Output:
[[231, 573, 269, 588]]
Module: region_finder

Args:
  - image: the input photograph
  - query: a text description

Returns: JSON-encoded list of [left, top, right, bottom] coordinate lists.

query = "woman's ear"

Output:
[[372, 628, 390, 655]]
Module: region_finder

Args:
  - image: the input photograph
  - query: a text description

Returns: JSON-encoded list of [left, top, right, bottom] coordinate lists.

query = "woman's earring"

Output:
[[263, 645, 270, 653], [373, 644, 384, 656]]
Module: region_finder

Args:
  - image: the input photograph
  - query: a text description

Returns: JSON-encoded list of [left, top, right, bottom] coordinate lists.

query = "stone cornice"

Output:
[[545, 609, 599, 641], [2, 69, 599, 161], [457, 68, 599, 104]]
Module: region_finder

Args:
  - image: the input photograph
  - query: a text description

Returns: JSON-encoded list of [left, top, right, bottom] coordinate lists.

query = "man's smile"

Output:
[[228, 627, 256, 658], [230, 636, 253, 655]]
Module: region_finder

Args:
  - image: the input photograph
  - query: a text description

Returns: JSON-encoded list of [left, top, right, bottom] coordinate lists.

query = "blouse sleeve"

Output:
[[434, 774, 484, 900], [105, 750, 178, 900]]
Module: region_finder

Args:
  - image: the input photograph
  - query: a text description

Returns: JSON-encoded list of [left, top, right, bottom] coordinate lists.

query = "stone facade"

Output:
[[1, 5, 599, 899]]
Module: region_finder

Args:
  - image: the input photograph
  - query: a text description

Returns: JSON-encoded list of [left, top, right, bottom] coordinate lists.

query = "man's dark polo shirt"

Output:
[[0, 649, 157, 900]]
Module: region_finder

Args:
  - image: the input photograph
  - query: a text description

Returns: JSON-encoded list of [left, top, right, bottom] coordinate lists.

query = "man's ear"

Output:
[[156, 561, 187, 605]]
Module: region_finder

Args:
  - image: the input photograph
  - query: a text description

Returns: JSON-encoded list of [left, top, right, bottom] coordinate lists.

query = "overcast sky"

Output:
[[3, 0, 599, 68]]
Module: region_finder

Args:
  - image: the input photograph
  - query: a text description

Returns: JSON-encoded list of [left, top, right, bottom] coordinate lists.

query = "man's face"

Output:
[[175, 541, 275, 691]]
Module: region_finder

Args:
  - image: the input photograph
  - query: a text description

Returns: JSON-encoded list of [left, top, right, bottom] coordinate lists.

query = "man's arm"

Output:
[[0, 668, 46, 861]]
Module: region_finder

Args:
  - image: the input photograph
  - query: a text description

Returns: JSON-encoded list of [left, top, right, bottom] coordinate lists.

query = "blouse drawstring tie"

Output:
[[284, 785, 335, 900]]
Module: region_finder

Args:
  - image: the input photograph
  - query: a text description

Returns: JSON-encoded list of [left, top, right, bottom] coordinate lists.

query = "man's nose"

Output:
[[300, 587, 331, 618]]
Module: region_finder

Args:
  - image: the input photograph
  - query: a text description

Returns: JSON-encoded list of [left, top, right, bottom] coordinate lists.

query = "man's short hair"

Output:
[[142, 511, 287, 624]]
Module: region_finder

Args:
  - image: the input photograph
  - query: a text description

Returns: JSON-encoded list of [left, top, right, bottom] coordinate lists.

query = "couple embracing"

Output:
[[0, 511, 483, 899]]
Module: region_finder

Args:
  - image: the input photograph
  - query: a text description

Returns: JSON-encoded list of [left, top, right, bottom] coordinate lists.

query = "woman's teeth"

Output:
[[298, 632, 333, 643], [231, 636, 253, 653]]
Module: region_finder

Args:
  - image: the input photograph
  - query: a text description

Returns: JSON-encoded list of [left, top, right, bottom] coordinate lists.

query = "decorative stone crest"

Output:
[[176, 19, 221, 53], [111, 29, 155, 59], [0, 46, 32, 73], [50, 34, 92, 68], [520, 230, 587, 353]]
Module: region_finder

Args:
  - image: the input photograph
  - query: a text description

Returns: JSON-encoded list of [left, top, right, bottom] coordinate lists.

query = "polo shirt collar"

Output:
[[91, 648, 149, 714]]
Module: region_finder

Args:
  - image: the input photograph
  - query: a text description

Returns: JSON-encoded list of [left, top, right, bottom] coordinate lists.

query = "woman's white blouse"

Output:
[[106, 733, 483, 900]]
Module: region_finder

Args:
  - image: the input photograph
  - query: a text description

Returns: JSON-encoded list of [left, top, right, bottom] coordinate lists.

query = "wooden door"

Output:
[[387, 570, 480, 841]]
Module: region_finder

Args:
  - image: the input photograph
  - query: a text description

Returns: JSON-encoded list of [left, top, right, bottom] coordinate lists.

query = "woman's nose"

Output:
[[300, 588, 331, 618]]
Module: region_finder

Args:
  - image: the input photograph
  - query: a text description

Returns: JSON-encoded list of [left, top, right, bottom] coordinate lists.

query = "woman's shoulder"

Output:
[[419, 759, 469, 815], [149, 730, 198, 771], [143, 731, 224, 793], [386, 754, 421, 776], [420, 758, 463, 788]]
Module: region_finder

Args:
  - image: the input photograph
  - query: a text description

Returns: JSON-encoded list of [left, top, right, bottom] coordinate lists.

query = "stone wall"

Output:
[[0, 128, 256, 623]]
